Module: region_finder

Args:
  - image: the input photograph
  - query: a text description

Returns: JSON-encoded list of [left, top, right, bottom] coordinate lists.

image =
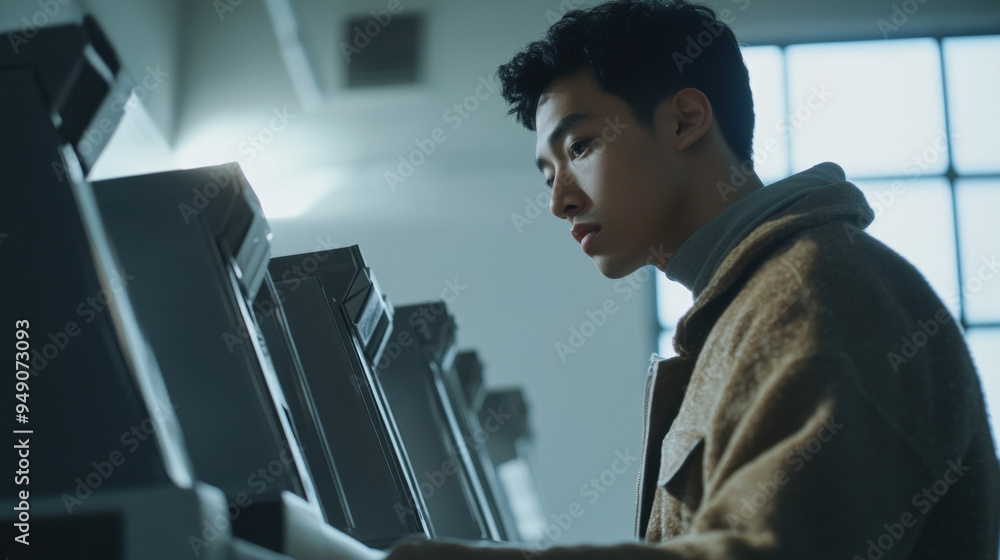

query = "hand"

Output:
[[286, 519, 388, 560]]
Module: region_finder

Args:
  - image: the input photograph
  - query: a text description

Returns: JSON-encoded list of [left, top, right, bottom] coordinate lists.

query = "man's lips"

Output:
[[571, 224, 601, 255], [571, 224, 600, 244]]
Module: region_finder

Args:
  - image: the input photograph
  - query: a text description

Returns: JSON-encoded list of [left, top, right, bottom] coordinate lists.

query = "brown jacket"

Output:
[[388, 182, 1000, 559]]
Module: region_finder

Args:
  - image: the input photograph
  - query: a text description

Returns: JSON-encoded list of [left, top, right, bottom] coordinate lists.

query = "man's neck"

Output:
[[661, 162, 840, 297], [717, 161, 766, 209], [653, 159, 766, 273]]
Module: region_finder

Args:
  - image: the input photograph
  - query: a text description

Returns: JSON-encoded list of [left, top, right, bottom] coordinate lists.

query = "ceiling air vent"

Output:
[[342, 11, 422, 88]]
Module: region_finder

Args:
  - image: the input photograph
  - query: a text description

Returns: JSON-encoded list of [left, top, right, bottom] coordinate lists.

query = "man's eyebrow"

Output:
[[535, 112, 595, 173]]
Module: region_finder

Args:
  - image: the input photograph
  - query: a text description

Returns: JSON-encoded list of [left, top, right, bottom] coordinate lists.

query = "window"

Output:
[[655, 35, 1000, 440]]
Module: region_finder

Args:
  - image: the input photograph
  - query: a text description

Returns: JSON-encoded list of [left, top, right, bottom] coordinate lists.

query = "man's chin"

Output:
[[592, 255, 638, 279]]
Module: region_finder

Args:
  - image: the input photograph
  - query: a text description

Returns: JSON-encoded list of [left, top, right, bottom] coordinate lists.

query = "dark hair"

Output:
[[497, 0, 755, 164]]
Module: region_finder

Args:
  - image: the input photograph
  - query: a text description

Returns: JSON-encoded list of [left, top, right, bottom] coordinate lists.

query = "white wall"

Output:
[[78, 0, 184, 139]]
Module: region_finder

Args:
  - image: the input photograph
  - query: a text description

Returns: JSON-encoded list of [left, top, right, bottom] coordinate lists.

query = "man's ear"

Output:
[[654, 88, 713, 152]]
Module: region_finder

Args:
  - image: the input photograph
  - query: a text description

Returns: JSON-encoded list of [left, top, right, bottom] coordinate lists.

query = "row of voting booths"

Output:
[[0, 17, 546, 560]]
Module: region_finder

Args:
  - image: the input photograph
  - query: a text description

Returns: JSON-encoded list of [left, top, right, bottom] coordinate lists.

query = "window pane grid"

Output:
[[657, 34, 1000, 369]]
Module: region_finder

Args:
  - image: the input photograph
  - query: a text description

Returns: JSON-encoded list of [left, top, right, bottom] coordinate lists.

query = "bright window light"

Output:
[[87, 92, 175, 181], [943, 36, 1000, 175], [956, 179, 1000, 323], [657, 329, 677, 360], [656, 272, 694, 329], [786, 38, 946, 178], [964, 328, 1000, 457], [741, 45, 789, 184]]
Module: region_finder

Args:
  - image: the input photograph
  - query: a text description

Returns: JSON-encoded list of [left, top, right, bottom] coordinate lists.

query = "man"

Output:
[[380, 0, 1000, 558]]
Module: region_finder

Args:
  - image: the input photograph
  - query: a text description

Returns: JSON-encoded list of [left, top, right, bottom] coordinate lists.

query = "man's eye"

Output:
[[570, 139, 591, 158], [545, 176, 554, 189]]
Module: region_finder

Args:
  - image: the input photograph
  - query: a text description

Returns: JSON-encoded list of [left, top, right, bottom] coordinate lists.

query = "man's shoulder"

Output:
[[734, 217, 938, 316], [722, 217, 959, 370], [717, 219, 988, 478]]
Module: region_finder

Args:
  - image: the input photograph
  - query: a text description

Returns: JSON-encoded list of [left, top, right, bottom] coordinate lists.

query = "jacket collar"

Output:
[[671, 179, 874, 358]]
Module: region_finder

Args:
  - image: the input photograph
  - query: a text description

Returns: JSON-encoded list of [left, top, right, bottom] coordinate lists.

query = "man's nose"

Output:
[[550, 172, 581, 219]]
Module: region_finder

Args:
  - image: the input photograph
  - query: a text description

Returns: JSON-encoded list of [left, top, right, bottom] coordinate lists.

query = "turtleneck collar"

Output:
[[664, 162, 850, 299]]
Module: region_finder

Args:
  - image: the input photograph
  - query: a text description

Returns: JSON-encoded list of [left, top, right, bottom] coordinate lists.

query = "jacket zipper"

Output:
[[634, 362, 656, 539]]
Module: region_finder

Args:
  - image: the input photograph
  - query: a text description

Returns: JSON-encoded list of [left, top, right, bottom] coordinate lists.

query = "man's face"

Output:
[[535, 68, 694, 278]]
